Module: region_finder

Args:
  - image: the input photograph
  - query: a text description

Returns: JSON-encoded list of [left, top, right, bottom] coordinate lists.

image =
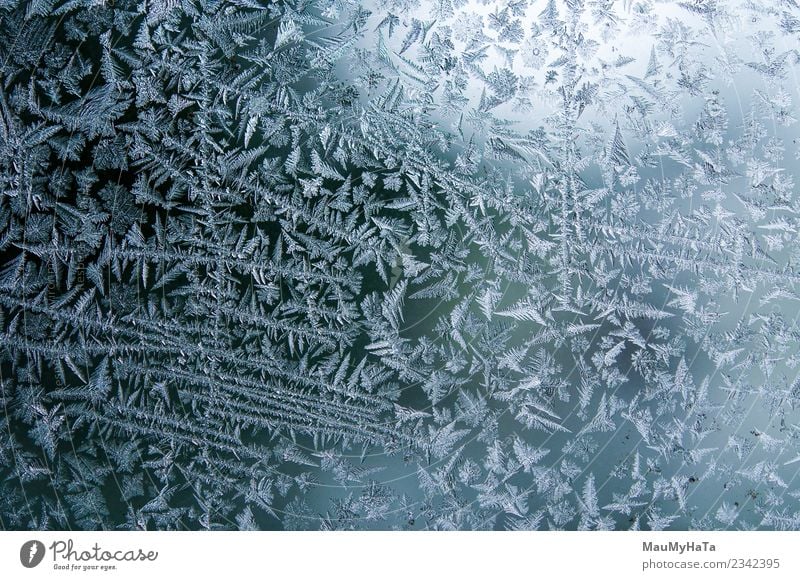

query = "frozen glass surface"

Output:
[[1, 0, 800, 530]]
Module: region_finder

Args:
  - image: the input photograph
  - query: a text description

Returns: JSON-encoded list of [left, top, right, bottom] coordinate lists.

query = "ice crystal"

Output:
[[1, 0, 800, 530]]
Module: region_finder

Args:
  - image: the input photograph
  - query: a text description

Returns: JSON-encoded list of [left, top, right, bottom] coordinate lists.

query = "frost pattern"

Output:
[[2, 0, 800, 530]]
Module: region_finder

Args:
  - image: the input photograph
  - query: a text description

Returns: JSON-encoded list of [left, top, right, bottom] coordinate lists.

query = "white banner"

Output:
[[1, 532, 797, 579]]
